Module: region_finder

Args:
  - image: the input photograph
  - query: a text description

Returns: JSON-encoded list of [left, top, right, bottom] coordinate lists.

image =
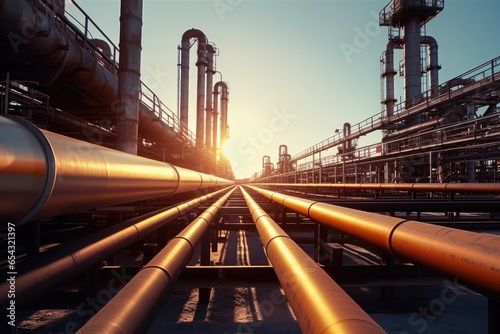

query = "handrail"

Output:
[[240, 186, 386, 334], [247, 185, 500, 298], [252, 182, 500, 194], [291, 55, 500, 162]]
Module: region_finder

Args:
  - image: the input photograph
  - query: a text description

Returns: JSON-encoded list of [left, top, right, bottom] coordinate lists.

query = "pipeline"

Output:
[[240, 186, 386, 334], [213, 81, 229, 153], [421, 36, 440, 97], [78, 186, 237, 334], [248, 185, 500, 297], [0, 0, 176, 142], [0, 115, 233, 226], [382, 116, 444, 141], [205, 44, 216, 152], [116, 0, 143, 154], [0, 186, 232, 310], [179, 28, 207, 146], [254, 182, 500, 195]]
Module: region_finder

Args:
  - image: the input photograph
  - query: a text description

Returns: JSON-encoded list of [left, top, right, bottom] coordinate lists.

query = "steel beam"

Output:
[[247, 185, 500, 297], [240, 186, 386, 334], [78, 187, 236, 333]]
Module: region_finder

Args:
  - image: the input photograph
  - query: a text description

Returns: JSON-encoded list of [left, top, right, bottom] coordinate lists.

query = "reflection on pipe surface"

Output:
[[0, 116, 233, 226], [248, 185, 500, 297], [254, 182, 500, 194], [0, 187, 232, 310], [78, 187, 236, 334], [240, 186, 386, 334]]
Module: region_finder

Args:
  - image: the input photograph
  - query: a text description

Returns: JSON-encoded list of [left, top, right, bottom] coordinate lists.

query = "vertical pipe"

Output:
[[383, 41, 397, 118], [179, 29, 207, 142], [205, 45, 215, 152], [403, 19, 421, 107], [212, 83, 219, 158], [421, 36, 440, 97], [116, 0, 143, 154], [214, 81, 228, 171]]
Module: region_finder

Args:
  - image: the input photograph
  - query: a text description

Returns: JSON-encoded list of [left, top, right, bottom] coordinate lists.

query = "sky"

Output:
[[66, 0, 500, 179]]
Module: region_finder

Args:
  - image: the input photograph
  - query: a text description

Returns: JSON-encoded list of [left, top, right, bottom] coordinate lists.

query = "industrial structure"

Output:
[[1, 1, 500, 333], [256, 0, 500, 185]]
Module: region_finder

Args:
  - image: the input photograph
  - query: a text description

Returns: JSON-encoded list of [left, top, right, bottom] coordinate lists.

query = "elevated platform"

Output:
[[379, 0, 444, 27]]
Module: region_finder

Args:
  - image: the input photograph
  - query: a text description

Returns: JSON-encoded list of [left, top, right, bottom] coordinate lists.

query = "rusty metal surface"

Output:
[[241, 186, 386, 334]]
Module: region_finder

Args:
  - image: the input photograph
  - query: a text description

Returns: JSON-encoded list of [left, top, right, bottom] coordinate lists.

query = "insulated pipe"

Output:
[[0, 0, 116, 97], [240, 187, 386, 334], [0, 0, 177, 142], [0, 187, 231, 310], [421, 36, 440, 97], [0, 116, 232, 226], [179, 28, 207, 146], [403, 19, 422, 105], [116, 0, 143, 154], [248, 185, 500, 297], [78, 187, 237, 334], [205, 44, 215, 152]]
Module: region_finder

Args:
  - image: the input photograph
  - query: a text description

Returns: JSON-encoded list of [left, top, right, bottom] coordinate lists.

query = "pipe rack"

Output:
[[0, 186, 232, 310], [240, 186, 386, 334], [77, 186, 237, 333], [0, 115, 233, 226], [247, 185, 500, 297]]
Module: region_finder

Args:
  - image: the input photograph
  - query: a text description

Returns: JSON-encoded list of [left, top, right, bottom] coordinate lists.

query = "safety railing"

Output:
[[292, 55, 500, 163]]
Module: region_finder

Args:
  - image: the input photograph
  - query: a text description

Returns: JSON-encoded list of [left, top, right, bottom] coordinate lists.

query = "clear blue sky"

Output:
[[67, 0, 500, 179]]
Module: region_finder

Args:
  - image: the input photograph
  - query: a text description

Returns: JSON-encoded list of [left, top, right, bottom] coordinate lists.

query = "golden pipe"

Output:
[[78, 186, 236, 334], [240, 186, 386, 334], [0, 116, 233, 226], [248, 185, 500, 297], [254, 182, 500, 194]]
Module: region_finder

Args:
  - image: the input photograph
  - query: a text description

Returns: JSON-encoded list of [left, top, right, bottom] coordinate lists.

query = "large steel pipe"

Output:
[[240, 186, 386, 334], [248, 185, 500, 297], [179, 28, 207, 145], [0, 0, 177, 142], [0, 116, 232, 226], [78, 187, 236, 334], [254, 182, 500, 195], [116, 0, 143, 154], [0, 187, 232, 310]]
